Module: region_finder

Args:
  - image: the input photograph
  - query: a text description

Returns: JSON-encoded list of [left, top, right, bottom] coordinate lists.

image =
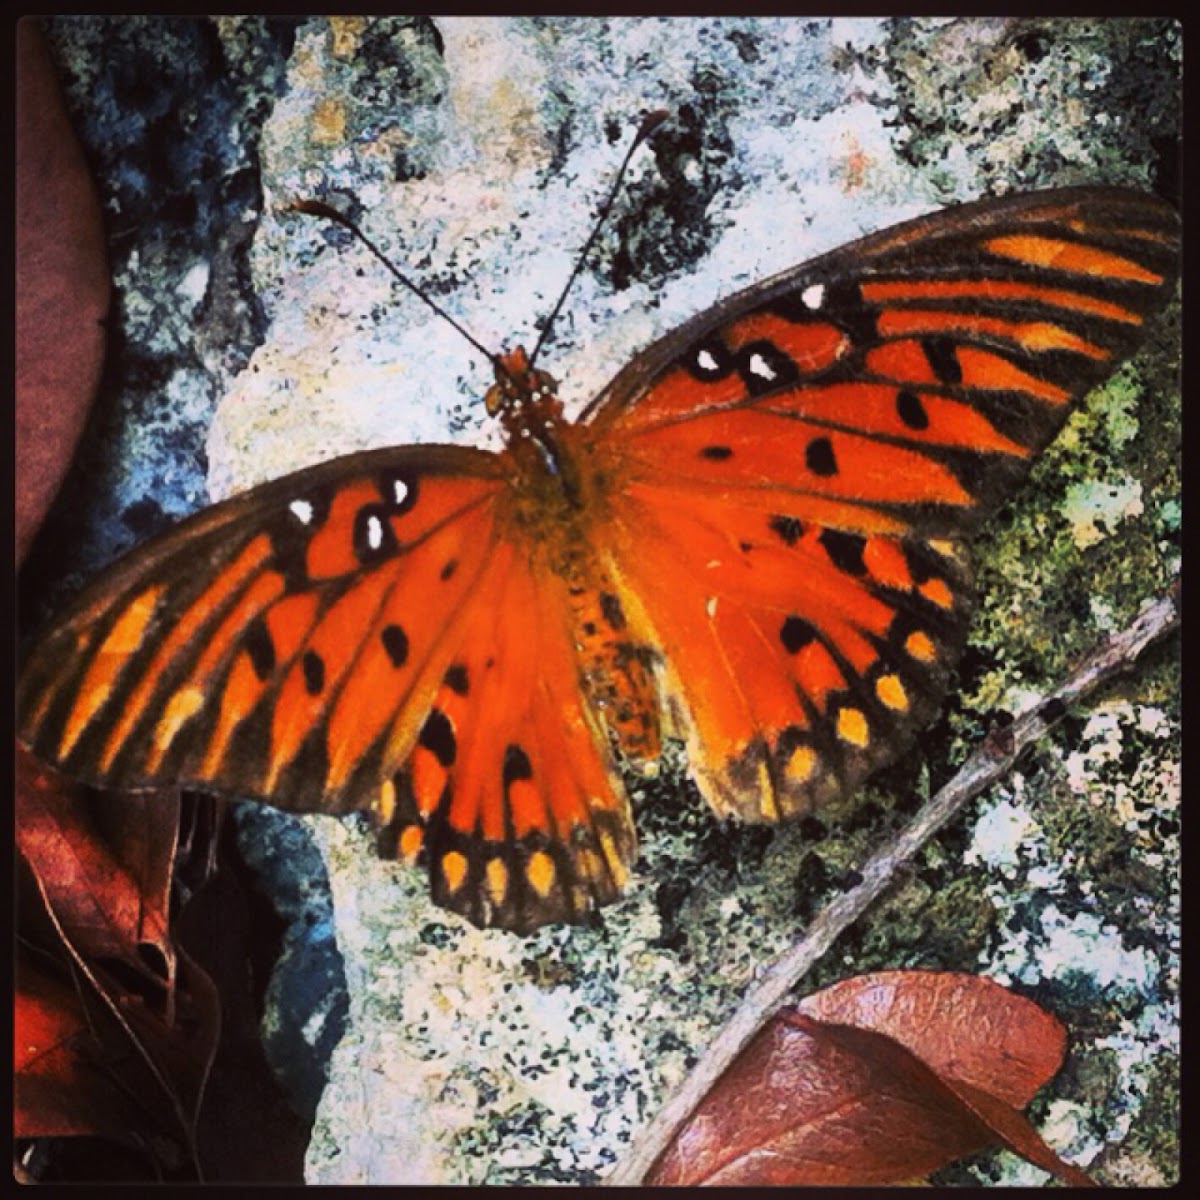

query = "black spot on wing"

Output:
[[780, 615, 817, 654], [682, 338, 734, 381], [896, 389, 929, 430], [419, 708, 456, 767], [769, 514, 804, 546], [353, 504, 400, 564], [244, 618, 276, 681], [502, 743, 533, 787], [379, 468, 420, 515], [302, 649, 325, 695], [805, 437, 837, 477], [736, 340, 800, 397], [381, 624, 409, 667], [819, 529, 867, 575]]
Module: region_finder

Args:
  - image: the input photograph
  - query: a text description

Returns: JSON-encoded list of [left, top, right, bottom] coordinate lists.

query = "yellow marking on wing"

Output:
[[58, 584, 166, 759], [785, 743, 817, 783], [441, 850, 468, 894], [144, 686, 205, 772], [927, 538, 960, 560], [906, 631, 937, 663], [378, 778, 397, 825], [526, 850, 556, 898], [875, 674, 908, 711], [837, 707, 870, 748], [399, 823, 423, 864], [485, 858, 509, 907], [1019, 321, 1107, 358]]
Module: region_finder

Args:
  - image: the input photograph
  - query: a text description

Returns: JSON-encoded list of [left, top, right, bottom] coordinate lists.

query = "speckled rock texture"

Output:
[[24, 16, 1179, 1186]]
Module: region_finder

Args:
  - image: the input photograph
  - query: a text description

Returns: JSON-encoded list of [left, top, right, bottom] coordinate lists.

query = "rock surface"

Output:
[[27, 15, 1179, 1186]]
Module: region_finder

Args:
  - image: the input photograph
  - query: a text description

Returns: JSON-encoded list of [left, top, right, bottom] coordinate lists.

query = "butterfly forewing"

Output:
[[587, 187, 1178, 825], [18, 446, 505, 809]]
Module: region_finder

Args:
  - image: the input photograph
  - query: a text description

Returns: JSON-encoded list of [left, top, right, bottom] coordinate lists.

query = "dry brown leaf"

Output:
[[17, 744, 179, 991], [15, 18, 111, 566], [648, 970, 1093, 1187]]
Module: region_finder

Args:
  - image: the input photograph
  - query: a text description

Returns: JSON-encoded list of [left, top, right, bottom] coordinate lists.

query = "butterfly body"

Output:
[[18, 186, 1178, 932]]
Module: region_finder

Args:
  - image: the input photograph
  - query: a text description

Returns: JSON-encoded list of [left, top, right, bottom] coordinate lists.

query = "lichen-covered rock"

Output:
[[28, 15, 1178, 1186]]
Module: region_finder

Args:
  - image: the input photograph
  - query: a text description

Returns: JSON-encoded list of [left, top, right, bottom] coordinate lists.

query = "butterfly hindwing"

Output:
[[375, 538, 636, 932], [602, 482, 972, 820], [587, 187, 1177, 823]]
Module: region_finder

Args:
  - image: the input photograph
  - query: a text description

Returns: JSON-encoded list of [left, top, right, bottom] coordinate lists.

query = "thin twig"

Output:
[[605, 587, 1179, 1186]]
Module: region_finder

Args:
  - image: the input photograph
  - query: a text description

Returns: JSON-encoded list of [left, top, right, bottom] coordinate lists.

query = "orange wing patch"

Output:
[[376, 539, 637, 932], [601, 479, 968, 822]]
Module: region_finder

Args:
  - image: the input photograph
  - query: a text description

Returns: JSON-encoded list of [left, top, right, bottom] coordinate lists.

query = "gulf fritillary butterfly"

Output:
[[17, 182, 1178, 933]]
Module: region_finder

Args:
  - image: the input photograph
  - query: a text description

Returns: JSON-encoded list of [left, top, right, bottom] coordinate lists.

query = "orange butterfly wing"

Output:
[[18, 186, 1178, 932], [18, 442, 635, 930], [373, 536, 635, 930], [580, 187, 1178, 823], [19, 446, 501, 803]]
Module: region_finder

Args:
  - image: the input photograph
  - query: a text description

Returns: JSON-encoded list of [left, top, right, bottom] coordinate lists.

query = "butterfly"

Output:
[[17, 182, 1178, 934]]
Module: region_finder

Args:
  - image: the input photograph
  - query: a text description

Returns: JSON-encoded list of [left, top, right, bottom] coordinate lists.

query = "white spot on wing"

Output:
[[289, 499, 314, 525], [393, 477, 409, 506], [748, 352, 777, 381], [801, 283, 825, 309], [696, 348, 719, 372], [367, 514, 384, 551]]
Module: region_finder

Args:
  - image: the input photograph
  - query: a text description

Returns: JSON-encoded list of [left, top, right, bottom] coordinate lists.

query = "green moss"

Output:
[[1102, 1056, 1180, 1185]]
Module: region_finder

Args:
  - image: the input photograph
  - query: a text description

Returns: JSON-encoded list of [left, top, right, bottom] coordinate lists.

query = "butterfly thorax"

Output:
[[488, 345, 589, 516]]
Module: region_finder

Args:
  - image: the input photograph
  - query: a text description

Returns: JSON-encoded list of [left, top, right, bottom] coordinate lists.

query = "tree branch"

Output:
[[604, 587, 1179, 1186]]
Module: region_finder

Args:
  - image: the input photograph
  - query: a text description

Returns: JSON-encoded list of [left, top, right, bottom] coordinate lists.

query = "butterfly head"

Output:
[[485, 346, 561, 419]]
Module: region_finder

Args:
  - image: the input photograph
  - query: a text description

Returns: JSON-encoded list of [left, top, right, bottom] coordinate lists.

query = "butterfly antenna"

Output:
[[290, 198, 505, 375], [527, 109, 670, 368]]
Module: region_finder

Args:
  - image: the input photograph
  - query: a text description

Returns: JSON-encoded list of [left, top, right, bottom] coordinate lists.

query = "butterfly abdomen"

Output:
[[566, 567, 663, 767]]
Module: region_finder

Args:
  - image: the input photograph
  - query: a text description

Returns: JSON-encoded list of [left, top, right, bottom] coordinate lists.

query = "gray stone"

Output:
[[33, 15, 1179, 1187]]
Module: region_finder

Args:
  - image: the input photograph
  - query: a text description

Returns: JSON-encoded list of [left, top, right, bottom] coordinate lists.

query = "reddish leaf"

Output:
[[91, 787, 182, 984], [15, 18, 110, 566], [22, 847, 222, 1176], [795, 970, 1066, 1108], [946, 1077, 1095, 1188], [14, 955, 130, 1141], [17, 744, 178, 990], [793, 971, 1093, 1185], [648, 970, 1093, 1187]]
